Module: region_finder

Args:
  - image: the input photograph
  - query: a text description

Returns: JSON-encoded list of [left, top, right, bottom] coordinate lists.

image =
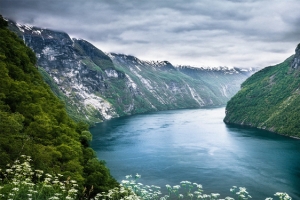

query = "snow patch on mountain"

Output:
[[105, 69, 119, 78]]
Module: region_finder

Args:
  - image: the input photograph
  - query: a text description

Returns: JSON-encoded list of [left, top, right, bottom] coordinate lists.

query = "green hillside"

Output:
[[224, 45, 300, 137], [0, 15, 117, 196]]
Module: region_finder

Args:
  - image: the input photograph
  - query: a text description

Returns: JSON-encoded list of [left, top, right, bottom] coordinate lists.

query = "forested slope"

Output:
[[224, 44, 300, 137], [0, 15, 117, 196]]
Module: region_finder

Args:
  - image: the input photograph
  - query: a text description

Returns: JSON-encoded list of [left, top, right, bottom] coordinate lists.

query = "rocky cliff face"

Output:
[[8, 20, 254, 124], [291, 43, 300, 69]]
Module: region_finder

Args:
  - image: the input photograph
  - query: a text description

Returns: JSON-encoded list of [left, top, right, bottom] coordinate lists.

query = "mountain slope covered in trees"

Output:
[[0, 15, 117, 196], [224, 44, 300, 137]]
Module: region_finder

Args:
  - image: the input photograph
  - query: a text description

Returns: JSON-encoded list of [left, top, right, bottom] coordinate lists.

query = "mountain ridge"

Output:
[[7, 19, 254, 124]]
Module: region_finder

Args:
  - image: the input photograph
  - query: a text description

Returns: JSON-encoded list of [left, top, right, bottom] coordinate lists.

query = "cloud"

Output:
[[1, 0, 300, 68]]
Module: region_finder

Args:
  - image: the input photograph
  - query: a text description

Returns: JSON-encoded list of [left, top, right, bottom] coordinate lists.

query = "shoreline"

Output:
[[290, 136, 300, 140], [224, 121, 300, 140]]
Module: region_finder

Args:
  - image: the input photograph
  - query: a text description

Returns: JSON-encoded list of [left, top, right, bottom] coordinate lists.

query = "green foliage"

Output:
[[0, 15, 117, 196], [84, 158, 118, 197], [80, 130, 93, 147], [0, 15, 8, 28], [224, 55, 300, 137], [73, 39, 114, 70]]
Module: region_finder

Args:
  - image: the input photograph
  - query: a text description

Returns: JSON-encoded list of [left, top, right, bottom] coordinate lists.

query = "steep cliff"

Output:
[[224, 44, 300, 137], [8, 20, 254, 124]]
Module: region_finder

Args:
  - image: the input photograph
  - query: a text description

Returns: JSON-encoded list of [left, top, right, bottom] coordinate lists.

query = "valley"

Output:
[[8, 20, 254, 124], [1, 14, 300, 199]]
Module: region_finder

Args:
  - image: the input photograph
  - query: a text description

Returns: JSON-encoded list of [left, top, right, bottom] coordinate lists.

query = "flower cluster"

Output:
[[0, 155, 78, 200], [273, 192, 292, 200], [229, 186, 252, 200], [97, 175, 293, 200]]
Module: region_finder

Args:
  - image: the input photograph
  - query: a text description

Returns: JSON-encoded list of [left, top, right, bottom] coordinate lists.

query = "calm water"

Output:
[[90, 107, 300, 199]]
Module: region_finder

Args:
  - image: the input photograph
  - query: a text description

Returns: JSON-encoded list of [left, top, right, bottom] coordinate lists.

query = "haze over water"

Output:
[[90, 107, 300, 199]]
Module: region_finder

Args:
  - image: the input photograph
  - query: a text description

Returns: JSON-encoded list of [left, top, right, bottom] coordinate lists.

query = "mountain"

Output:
[[8, 20, 254, 124], [224, 44, 300, 137], [0, 15, 117, 196]]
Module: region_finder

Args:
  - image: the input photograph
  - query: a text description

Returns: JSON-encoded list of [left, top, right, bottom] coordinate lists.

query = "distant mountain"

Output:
[[109, 53, 254, 109], [8, 20, 254, 124], [224, 43, 300, 137]]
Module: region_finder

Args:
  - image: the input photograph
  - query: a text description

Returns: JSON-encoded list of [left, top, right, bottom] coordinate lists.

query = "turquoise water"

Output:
[[90, 107, 300, 199]]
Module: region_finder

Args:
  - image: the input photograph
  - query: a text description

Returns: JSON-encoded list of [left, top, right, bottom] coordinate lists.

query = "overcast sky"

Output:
[[1, 0, 300, 69]]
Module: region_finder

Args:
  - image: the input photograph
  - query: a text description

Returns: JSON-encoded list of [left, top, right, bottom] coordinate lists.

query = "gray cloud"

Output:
[[1, 0, 300, 68]]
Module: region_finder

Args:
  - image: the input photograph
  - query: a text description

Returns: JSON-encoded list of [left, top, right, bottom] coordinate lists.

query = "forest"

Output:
[[224, 52, 300, 137], [0, 15, 117, 198]]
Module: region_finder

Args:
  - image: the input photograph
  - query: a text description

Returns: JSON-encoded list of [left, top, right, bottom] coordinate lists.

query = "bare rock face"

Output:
[[8, 20, 254, 123], [291, 43, 300, 69]]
